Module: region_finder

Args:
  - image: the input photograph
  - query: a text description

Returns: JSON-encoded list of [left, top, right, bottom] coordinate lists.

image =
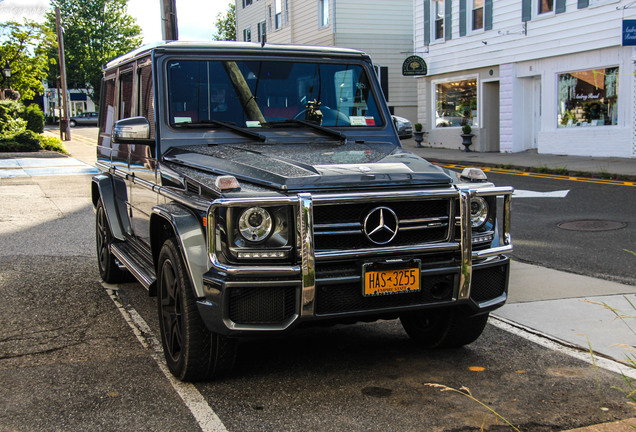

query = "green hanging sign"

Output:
[[402, 56, 427, 76]]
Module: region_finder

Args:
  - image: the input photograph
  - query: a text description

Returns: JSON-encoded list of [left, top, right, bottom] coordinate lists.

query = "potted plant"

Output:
[[413, 123, 425, 148], [460, 123, 473, 152]]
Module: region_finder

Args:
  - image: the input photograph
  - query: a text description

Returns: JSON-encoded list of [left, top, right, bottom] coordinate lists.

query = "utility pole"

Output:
[[160, 0, 178, 41], [55, 7, 71, 141]]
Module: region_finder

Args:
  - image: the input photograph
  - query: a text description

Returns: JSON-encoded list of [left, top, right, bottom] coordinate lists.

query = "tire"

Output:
[[95, 200, 125, 284], [157, 238, 237, 382], [69, 120, 77, 127], [400, 309, 489, 348]]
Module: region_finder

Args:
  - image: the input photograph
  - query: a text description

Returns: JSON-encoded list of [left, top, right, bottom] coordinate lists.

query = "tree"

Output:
[[213, 2, 236, 41], [45, 0, 143, 105], [0, 20, 56, 101]]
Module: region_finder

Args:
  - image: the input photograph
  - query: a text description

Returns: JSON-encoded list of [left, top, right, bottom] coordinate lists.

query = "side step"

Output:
[[111, 242, 156, 291]]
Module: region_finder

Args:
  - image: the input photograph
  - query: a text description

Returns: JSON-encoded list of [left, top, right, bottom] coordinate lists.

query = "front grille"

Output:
[[315, 273, 455, 315], [470, 264, 508, 302], [228, 286, 296, 324], [313, 199, 451, 250]]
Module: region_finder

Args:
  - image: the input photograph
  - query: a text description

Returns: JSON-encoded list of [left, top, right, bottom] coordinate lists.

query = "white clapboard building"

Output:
[[414, 0, 636, 157]]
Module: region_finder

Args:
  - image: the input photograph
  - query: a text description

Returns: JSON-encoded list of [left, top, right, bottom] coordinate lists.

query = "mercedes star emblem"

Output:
[[363, 206, 399, 244]]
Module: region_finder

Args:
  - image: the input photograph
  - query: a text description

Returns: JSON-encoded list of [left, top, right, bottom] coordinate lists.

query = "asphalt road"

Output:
[[1, 134, 635, 431], [485, 171, 636, 286]]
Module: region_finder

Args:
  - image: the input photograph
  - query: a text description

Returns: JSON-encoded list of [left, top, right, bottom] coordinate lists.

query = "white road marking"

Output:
[[512, 189, 570, 198], [102, 283, 228, 432], [490, 316, 636, 379]]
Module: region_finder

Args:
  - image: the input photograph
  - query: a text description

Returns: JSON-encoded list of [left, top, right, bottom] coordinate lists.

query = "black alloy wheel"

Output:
[[157, 238, 237, 381], [95, 200, 125, 283]]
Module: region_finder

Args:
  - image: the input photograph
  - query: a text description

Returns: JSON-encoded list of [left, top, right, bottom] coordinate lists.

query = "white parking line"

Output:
[[102, 283, 228, 432]]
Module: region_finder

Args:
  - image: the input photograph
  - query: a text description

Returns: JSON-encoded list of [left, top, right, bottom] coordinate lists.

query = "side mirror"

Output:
[[113, 116, 150, 142]]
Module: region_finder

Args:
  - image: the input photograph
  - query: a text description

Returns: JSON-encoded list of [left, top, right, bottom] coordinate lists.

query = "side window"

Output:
[[100, 77, 116, 134], [119, 70, 134, 119], [138, 64, 155, 139]]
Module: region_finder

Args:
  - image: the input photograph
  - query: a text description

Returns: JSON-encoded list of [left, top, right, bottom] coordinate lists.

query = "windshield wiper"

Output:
[[173, 120, 267, 143], [261, 119, 347, 145]]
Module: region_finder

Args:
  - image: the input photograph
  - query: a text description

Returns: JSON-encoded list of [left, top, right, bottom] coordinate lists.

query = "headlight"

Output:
[[470, 197, 489, 228], [238, 207, 272, 242]]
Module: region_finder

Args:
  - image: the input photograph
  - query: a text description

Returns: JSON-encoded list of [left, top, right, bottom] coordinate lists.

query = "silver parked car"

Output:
[[392, 115, 413, 139], [69, 111, 99, 127]]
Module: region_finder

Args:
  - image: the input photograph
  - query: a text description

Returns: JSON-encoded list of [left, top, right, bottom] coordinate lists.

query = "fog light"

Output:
[[239, 207, 272, 242]]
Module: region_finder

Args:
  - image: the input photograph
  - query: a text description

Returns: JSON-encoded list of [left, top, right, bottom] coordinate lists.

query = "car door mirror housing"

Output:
[[113, 117, 151, 142]]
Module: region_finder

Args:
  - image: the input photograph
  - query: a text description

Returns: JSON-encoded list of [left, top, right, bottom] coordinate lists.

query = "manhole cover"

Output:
[[557, 220, 627, 232]]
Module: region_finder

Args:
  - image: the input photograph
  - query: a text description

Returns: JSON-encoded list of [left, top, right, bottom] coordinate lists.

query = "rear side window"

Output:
[[119, 70, 134, 119]]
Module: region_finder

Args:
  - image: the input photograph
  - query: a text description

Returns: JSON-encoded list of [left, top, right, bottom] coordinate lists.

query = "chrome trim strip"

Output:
[[299, 193, 316, 317], [315, 241, 459, 260], [473, 244, 514, 259], [313, 189, 459, 202], [458, 188, 472, 300]]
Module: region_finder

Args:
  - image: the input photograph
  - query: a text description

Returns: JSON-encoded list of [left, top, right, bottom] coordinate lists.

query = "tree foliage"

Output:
[[213, 2, 236, 41], [0, 20, 56, 101], [45, 0, 143, 104]]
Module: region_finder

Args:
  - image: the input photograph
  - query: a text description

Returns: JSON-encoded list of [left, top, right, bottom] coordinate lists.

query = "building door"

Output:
[[482, 81, 500, 152], [521, 76, 541, 151]]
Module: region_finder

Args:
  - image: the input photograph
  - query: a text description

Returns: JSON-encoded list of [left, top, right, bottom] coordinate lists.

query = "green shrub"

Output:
[[22, 104, 45, 133], [3, 117, 27, 134], [39, 135, 67, 153], [0, 130, 41, 152], [0, 100, 22, 134]]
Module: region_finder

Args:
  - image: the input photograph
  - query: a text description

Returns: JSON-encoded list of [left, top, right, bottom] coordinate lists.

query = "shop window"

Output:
[[557, 67, 618, 127], [435, 79, 477, 127]]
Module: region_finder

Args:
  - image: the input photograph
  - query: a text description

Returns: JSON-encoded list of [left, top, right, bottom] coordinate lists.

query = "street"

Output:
[[1, 130, 635, 431]]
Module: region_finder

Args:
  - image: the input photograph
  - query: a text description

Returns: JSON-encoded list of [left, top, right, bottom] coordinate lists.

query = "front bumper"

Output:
[[199, 187, 513, 336]]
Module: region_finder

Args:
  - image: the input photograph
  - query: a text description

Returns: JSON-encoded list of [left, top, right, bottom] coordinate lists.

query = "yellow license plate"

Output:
[[363, 264, 420, 297]]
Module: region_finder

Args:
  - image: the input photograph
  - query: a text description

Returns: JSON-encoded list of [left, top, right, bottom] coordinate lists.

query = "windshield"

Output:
[[166, 59, 383, 129]]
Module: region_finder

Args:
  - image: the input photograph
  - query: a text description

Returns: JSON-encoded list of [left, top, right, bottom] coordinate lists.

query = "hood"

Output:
[[162, 142, 452, 191]]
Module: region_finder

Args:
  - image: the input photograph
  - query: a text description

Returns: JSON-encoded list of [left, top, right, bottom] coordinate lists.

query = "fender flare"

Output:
[[91, 174, 126, 241], [150, 203, 209, 298]]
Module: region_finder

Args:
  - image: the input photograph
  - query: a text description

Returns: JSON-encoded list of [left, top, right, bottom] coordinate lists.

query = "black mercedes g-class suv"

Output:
[[92, 41, 513, 381]]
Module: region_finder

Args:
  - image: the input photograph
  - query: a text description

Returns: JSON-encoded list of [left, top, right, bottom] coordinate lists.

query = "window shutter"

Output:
[[445, 0, 452, 40], [556, 0, 566, 13], [485, 0, 493, 30], [577, 0, 589, 8], [381, 67, 389, 102], [459, 0, 466, 36], [522, 0, 532, 22], [424, 0, 431, 45]]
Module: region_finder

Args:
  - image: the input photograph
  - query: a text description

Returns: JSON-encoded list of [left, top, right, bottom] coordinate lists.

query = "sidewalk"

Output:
[[402, 138, 636, 181]]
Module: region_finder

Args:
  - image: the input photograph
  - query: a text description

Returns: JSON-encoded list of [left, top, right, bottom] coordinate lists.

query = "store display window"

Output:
[[557, 67, 618, 127], [435, 78, 477, 127]]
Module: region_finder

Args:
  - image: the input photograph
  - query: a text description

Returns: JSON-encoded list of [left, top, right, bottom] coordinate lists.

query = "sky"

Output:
[[0, 0, 231, 43]]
